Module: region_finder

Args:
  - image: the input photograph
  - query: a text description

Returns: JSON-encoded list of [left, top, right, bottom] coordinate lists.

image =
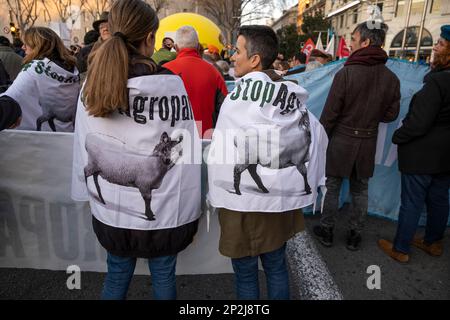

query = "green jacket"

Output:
[[151, 48, 177, 65]]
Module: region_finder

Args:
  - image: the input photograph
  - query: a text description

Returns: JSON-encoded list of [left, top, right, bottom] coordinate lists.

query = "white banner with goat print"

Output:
[[0, 131, 232, 274], [72, 74, 202, 230], [207, 71, 328, 212], [0, 58, 80, 132]]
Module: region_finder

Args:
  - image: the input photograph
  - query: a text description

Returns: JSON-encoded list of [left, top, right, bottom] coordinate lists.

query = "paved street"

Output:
[[1, 210, 448, 300]]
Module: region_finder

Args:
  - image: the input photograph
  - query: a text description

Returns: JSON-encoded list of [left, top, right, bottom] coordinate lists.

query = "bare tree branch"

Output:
[[81, 0, 113, 20], [5, 0, 40, 30], [196, 0, 287, 44], [144, 0, 167, 14]]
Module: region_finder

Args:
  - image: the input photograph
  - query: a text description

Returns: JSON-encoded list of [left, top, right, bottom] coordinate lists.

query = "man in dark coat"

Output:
[[0, 60, 21, 130], [378, 25, 450, 263], [314, 22, 401, 251]]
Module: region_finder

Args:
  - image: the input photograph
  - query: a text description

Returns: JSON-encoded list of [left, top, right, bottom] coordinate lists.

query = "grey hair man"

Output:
[[174, 26, 199, 50], [313, 21, 401, 251]]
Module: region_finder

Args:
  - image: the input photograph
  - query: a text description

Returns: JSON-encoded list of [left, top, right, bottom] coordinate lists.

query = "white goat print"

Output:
[[37, 99, 76, 131], [233, 110, 311, 196], [84, 132, 183, 221]]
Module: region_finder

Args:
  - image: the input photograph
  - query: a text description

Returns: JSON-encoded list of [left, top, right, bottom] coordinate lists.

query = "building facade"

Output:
[[298, 0, 327, 33], [324, 0, 449, 62], [271, 5, 299, 32], [0, 0, 218, 46]]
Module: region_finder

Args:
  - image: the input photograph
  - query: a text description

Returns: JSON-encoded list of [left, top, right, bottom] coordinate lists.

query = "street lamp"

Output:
[[9, 22, 20, 39]]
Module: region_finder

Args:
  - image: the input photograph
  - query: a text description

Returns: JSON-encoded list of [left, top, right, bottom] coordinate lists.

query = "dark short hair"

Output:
[[163, 37, 174, 43], [238, 25, 279, 70], [353, 21, 388, 47], [294, 52, 307, 64], [12, 38, 23, 48], [0, 36, 10, 47], [84, 30, 100, 45]]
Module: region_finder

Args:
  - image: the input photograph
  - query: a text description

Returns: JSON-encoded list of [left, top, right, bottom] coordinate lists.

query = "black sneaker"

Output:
[[346, 230, 362, 251], [313, 225, 333, 247]]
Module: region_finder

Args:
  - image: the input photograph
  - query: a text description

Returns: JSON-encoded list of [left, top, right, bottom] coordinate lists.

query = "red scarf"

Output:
[[345, 46, 388, 66]]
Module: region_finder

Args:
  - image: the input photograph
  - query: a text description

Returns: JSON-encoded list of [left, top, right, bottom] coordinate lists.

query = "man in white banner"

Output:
[[71, 0, 201, 300], [208, 25, 328, 300]]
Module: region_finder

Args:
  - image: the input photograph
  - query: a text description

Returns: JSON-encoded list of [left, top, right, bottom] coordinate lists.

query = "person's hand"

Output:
[[9, 116, 21, 129]]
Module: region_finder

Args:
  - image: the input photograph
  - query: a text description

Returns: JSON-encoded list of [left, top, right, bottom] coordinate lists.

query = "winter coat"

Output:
[[217, 69, 306, 259], [393, 67, 450, 174], [0, 96, 20, 131], [164, 48, 228, 137], [320, 46, 401, 178], [72, 56, 200, 259], [0, 59, 10, 93], [0, 46, 22, 80], [0, 57, 80, 132]]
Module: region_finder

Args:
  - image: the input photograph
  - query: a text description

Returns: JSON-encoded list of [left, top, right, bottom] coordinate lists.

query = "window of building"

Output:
[[340, 14, 344, 28], [391, 26, 433, 48], [353, 9, 358, 24], [430, 0, 441, 13], [395, 0, 427, 16], [395, 0, 405, 16], [411, 0, 425, 15]]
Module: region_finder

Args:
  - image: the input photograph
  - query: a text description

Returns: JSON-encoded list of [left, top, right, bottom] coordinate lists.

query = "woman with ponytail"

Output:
[[72, 0, 201, 299]]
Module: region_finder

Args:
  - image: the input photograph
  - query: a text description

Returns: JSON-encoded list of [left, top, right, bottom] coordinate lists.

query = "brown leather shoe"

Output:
[[412, 237, 443, 257], [378, 239, 409, 263]]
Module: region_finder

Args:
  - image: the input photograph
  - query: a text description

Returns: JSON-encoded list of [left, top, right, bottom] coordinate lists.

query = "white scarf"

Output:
[[0, 58, 80, 132], [207, 71, 328, 212], [72, 74, 202, 230]]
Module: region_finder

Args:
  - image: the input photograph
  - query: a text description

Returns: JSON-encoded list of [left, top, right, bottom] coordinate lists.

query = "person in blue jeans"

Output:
[[231, 244, 289, 300], [72, 0, 201, 300], [102, 254, 177, 300], [378, 25, 450, 263], [215, 25, 307, 300]]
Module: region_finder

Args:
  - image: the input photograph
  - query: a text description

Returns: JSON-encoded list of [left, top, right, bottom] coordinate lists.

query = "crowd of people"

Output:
[[0, 0, 449, 301]]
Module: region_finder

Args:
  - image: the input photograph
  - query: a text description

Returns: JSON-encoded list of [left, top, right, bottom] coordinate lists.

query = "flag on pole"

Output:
[[316, 32, 324, 51], [302, 38, 316, 63], [325, 34, 335, 58], [337, 36, 350, 59]]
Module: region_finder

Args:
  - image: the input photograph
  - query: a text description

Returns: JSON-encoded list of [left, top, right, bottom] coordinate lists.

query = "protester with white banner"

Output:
[[71, 0, 201, 300], [0, 27, 80, 132], [208, 25, 327, 300]]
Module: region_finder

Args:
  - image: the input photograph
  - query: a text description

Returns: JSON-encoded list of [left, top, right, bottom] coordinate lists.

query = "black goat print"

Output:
[[84, 132, 183, 220], [233, 111, 311, 196], [36, 99, 76, 132]]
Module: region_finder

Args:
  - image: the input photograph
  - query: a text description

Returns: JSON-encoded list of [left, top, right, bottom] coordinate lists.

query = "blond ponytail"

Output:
[[84, 37, 129, 117]]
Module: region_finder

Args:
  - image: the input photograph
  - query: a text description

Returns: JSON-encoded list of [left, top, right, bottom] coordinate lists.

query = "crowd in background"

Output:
[[0, 0, 448, 301]]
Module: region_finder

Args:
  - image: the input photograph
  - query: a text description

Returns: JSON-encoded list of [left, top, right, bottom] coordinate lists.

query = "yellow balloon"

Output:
[[155, 12, 225, 52]]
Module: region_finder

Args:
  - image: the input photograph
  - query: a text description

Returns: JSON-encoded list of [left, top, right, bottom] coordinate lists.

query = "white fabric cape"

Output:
[[0, 58, 80, 132], [71, 74, 202, 230], [207, 71, 328, 212]]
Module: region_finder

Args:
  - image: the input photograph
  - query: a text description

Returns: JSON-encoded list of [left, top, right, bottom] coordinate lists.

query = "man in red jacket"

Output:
[[164, 26, 228, 138]]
